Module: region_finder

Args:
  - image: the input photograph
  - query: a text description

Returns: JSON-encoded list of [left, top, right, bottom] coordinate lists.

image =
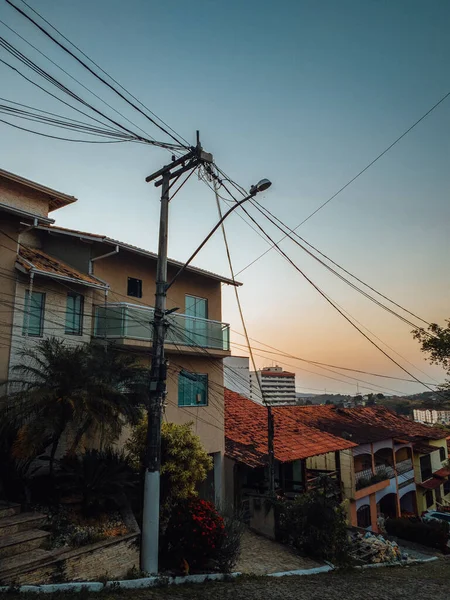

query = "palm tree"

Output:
[[0, 338, 147, 476]]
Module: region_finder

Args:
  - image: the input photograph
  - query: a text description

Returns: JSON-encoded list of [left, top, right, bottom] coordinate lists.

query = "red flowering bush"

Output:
[[160, 497, 226, 570]]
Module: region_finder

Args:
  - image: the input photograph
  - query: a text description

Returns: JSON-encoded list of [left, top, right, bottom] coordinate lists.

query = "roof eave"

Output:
[[15, 261, 109, 290], [0, 202, 55, 225], [0, 169, 77, 211]]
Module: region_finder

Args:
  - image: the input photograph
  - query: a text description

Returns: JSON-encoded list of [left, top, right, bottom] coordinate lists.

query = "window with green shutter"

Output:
[[178, 370, 208, 407], [22, 291, 45, 337], [65, 293, 84, 335]]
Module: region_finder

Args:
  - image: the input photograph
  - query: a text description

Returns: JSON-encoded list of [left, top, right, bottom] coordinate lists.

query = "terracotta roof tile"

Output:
[[413, 442, 437, 455], [225, 389, 356, 467], [17, 246, 107, 288], [285, 405, 446, 444]]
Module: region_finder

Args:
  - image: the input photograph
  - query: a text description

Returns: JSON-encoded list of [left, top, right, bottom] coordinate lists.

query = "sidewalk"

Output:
[[236, 529, 323, 575]]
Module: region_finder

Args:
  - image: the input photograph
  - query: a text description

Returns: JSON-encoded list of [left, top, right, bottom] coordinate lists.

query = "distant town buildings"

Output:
[[250, 366, 297, 406], [413, 408, 450, 425]]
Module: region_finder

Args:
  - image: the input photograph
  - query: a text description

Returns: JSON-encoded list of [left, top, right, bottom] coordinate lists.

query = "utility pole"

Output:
[[141, 136, 213, 574], [267, 404, 275, 496]]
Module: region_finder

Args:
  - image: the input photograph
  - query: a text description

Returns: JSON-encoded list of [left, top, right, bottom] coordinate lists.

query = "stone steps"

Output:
[[0, 549, 55, 583], [0, 513, 47, 538], [0, 529, 50, 559]]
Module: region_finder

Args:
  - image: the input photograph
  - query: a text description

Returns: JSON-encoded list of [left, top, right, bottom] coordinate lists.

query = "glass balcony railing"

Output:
[[94, 303, 230, 351]]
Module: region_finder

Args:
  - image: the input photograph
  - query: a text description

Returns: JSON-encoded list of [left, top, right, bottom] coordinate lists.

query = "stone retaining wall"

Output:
[[10, 534, 139, 585]]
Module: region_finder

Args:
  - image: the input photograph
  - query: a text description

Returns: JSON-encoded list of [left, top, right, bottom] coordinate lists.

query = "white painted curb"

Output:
[[355, 556, 438, 570], [267, 565, 333, 577], [0, 572, 241, 593]]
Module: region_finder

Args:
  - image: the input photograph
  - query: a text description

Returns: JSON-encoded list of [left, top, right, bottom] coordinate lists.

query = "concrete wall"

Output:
[[0, 178, 50, 217], [91, 250, 223, 321], [0, 216, 18, 384], [43, 235, 92, 274]]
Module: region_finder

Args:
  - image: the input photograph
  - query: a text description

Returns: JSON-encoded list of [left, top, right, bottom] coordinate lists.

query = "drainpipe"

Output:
[[24, 271, 35, 338], [89, 245, 119, 274]]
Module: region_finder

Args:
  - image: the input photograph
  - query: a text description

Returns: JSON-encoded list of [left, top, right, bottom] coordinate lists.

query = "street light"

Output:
[[166, 179, 272, 290]]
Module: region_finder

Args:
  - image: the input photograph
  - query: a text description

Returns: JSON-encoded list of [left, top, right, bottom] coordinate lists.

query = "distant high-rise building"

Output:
[[249, 366, 297, 406]]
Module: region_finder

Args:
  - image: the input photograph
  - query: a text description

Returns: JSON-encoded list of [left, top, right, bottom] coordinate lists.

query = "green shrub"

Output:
[[276, 477, 350, 565], [385, 517, 449, 552]]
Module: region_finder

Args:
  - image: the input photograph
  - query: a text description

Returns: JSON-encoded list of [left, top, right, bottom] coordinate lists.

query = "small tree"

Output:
[[413, 321, 450, 401], [0, 338, 146, 475], [125, 418, 213, 505]]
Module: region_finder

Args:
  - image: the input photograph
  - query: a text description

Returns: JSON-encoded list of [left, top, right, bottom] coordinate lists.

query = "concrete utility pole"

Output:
[[141, 137, 213, 574]]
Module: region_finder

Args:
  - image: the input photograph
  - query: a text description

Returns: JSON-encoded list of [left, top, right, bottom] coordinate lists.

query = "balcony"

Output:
[[94, 302, 230, 356], [396, 458, 413, 476]]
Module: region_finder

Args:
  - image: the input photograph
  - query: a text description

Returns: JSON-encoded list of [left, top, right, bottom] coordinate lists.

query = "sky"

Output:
[[1, 0, 449, 395]]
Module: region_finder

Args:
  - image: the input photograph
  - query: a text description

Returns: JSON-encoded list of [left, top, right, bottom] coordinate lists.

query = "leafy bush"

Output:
[[385, 517, 449, 552], [57, 449, 137, 514], [215, 510, 245, 573], [126, 420, 212, 505], [46, 506, 128, 549], [160, 498, 226, 571], [276, 478, 350, 565]]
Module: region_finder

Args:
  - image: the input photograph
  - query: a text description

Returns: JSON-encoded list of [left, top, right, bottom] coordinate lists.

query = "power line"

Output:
[[253, 198, 430, 327], [0, 118, 130, 143], [0, 17, 172, 147], [16, 0, 190, 149], [6, 0, 189, 148], [207, 179, 447, 399], [224, 88, 450, 273]]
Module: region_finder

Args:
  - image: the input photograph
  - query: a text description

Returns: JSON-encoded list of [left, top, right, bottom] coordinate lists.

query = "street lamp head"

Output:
[[250, 179, 272, 196], [255, 178, 272, 193]]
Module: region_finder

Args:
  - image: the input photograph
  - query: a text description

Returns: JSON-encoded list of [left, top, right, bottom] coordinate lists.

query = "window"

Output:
[[127, 277, 142, 298], [420, 454, 433, 482], [440, 446, 447, 462], [22, 291, 45, 337], [178, 370, 208, 407], [357, 505, 371, 528], [65, 293, 84, 335], [425, 490, 434, 508], [185, 295, 208, 347]]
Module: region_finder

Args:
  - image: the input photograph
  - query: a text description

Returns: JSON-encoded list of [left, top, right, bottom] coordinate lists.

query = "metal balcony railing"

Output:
[[94, 302, 230, 351], [395, 458, 413, 475], [355, 463, 394, 490]]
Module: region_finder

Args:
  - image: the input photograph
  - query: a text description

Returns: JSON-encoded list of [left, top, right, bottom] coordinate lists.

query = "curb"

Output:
[[267, 565, 333, 577], [354, 556, 438, 570], [0, 572, 241, 593]]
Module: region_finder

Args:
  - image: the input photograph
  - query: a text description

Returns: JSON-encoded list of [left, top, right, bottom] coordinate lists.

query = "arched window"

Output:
[[357, 505, 371, 528]]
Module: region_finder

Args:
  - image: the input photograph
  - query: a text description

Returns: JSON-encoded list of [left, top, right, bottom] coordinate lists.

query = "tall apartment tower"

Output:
[[249, 366, 297, 406]]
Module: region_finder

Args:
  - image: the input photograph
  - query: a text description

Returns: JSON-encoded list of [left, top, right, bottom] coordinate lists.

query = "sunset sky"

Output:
[[1, 0, 449, 395]]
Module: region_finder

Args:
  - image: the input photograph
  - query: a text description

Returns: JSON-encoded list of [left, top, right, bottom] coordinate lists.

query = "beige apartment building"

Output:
[[0, 168, 236, 504]]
